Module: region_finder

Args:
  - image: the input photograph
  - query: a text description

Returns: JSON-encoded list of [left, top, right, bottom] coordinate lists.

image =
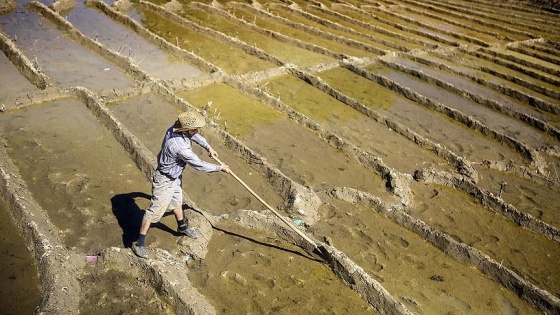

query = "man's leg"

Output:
[[132, 172, 174, 259], [132, 218, 151, 259], [173, 207, 198, 239], [169, 177, 198, 239]]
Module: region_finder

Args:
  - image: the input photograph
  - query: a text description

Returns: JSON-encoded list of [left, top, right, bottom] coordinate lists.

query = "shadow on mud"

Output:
[[111, 192, 149, 248]]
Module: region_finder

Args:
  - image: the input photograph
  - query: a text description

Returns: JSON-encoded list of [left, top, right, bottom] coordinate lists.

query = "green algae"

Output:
[[260, 74, 363, 124], [177, 83, 284, 137], [137, 5, 276, 74]]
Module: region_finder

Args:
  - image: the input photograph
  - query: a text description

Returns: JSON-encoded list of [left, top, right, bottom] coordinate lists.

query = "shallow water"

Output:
[[260, 73, 454, 174], [310, 194, 539, 314], [173, 2, 336, 67], [189, 221, 376, 314], [229, 3, 380, 58], [410, 181, 560, 297], [0, 200, 41, 315], [178, 83, 399, 202], [323, 66, 527, 166], [0, 4, 134, 90], [134, 4, 277, 74], [0, 99, 157, 252], [476, 167, 560, 229], [0, 51, 38, 102], [1, 0, 559, 313], [392, 57, 560, 130], [381, 64, 557, 149], [65, 0, 204, 81]]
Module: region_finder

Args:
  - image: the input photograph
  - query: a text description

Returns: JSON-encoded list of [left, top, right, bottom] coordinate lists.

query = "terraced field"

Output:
[[0, 0, 558, 314]]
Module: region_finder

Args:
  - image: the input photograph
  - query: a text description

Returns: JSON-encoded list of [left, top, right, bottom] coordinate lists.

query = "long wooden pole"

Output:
[[213, 156, 319, 249]]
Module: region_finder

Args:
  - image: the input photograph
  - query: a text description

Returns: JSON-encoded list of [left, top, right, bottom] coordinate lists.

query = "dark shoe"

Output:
[[132, 243, 148, 259], [177, 227, 198, 239]]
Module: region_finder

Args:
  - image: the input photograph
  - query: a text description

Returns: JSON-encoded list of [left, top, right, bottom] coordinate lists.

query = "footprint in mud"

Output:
[[227, 196, 251, 208], [384, 232, 410, 248]]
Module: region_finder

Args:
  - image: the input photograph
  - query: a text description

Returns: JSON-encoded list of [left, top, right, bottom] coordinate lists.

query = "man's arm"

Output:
[[191, 133, 218, 158]]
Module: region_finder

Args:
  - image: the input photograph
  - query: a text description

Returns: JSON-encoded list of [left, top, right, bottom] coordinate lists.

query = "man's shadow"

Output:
[[111, 192, 150, 248], [111, 192, 182, 247]]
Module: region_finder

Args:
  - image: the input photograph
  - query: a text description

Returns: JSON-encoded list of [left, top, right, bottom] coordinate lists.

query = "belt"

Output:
[[157, 169, 176, 180]]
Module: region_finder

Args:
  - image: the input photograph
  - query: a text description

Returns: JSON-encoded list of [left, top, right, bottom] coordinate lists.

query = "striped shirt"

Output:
[[157, 126, 221, 179]]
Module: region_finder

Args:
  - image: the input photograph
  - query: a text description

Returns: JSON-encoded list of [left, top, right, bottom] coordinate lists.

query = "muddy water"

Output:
[[324, 4, 443, 48], [0, 4, 134, 90], [488, 46, 560, 72], [229, 4, 380, 58], [380, 62, 557, 149], [0, 200, 41, 315], [346, 5, 468, 46], [188, 221, 376, 314], [476, 167, 560, 228], [132, 5, 277, 75], [392, 57, 560, 130], [0, 98, 189, 253], [410, 181, 560, 297], [177, 83, 399, 203], [259, 74, 454, 174], [320, 66, 526, 165], [64, 0, 204, 81], [171, 2, 337, 68], [107, 92, 285, 215], [297, 4, 430, 50], [389, 4, 519, 44], [264, 4, 397, 53], [0, 52, 38, 103], [417, 52, 560, 126], [310, 193, 539, 314]]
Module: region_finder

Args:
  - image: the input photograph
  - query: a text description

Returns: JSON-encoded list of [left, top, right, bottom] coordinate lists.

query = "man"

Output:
[[132, 111, 230, 259]]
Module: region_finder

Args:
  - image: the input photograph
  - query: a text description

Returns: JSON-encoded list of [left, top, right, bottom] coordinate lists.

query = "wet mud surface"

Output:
[[0, 0, 559, 314]]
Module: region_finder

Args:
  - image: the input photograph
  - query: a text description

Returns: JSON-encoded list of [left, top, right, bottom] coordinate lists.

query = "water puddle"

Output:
[[132, 3, 277, 74], [328, 65, 526, 165], [0, 4, 134, 90], [310, 194, 539, 314], [410, 181, 560, 297], [259, 73, 454, 174], [0, 200, 41, 315], [178, 83, 399, 202], [189, 220, 376, 314], [64, 0, 205, 81]]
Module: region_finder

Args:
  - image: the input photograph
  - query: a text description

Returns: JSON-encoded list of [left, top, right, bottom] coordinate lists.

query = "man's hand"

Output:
[[208, 147, 218, 159], [220, 164, 231, 174]]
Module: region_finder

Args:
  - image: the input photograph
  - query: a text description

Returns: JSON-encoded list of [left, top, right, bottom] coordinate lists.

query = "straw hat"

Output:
[[173, 111, 206, 132]]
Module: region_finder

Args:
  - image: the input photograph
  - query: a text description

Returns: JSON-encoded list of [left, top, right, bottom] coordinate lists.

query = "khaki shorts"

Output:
[[144, 170, 183, 223]]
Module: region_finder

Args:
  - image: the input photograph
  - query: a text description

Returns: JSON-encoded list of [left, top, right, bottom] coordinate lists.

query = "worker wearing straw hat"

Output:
[[132, 111, 230, 259]]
